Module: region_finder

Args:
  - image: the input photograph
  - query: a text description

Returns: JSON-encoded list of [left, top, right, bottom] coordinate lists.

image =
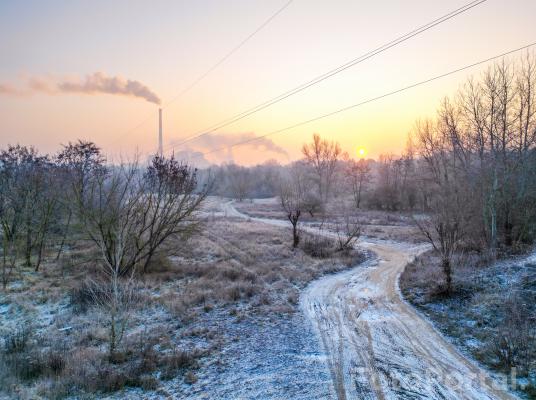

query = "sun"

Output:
[[358, 148, 366, 158]]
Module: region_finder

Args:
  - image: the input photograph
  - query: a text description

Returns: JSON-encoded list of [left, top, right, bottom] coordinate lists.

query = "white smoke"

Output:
[[1, 72, 161, 104], [57, 72, 161, 104], [0, 83, 22, 95]]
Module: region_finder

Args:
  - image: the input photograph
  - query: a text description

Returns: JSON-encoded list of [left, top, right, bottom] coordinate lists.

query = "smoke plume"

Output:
[[57, 72, 161, 104], [1, 72, 161, 104], [0, 83, 22, 95]]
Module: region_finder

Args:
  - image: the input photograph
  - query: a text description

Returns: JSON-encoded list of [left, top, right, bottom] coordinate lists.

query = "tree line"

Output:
[[2, 54, 535, 300], [211, 54, 536, 293], [0, 141, 209, 285], [0, 141, 211, 356], [413, 54, 536, 292]]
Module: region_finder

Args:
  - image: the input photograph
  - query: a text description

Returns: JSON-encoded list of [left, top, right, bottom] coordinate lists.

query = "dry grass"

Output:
[[233, 197, 423, 244], [153, 218, 363, 319], [360, 224, 422, 244], [401, 250, 536, 397], [0, 213, 364, 399]]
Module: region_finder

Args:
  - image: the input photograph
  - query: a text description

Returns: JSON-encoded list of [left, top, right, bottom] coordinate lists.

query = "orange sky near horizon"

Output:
[[1, 0, 535, 166]]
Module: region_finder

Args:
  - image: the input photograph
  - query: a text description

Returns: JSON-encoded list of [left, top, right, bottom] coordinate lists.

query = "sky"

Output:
[[1, 0, 535, 166]]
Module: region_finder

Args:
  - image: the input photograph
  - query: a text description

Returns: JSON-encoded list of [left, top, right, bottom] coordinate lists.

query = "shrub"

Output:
[[300, 234, 335, 258], [1, 332, 69, 394], [220, 267, 241, 281], [184, 371, 198, 384], [239, 282, 258, 298], [287, 291, 299, 305], [491, 296, 534, 374], [2, 324, 32, 354], [38, 380, 70, 400], [69, 281, 97, 313], [522, 381, 536, 399], [5, 351, 46, 381], [136, 346, 159, 375], [225, 285, 241, 301], [138, 374, 159, 390], [45, 349, 66, 375], [144, 252, 173, 273], [97, 367, 128, 392], [160, 349, 199, 380]]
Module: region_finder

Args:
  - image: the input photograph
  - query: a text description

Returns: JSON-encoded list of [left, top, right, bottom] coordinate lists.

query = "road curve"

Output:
[[224, 201, 517, 400]]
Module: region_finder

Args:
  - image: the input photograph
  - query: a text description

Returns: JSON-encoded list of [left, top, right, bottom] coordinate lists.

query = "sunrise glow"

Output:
[[1, 2, 535, 398], [0, 1, 535, 165]]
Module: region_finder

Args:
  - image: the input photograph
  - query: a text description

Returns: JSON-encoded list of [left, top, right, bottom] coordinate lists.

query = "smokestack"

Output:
[[158, 108, 163, 156]]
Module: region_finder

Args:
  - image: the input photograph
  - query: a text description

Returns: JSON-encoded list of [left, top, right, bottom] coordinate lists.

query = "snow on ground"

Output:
[[228, 201, 519, 399], [299, 242, 517, 399], [2, 197, 526, 399], [168, 311, 335, 399], [402, 248, 536, 399]]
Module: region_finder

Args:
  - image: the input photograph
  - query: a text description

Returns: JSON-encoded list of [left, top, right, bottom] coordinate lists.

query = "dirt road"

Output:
[[225, 201, 517, 400]]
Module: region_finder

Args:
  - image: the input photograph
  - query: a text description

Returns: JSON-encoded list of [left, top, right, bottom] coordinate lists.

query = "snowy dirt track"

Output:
[[225, 201, 517, 400]]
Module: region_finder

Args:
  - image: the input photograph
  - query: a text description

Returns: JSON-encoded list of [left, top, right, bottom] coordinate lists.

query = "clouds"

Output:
[[0, 72, 161, 104], [172, 150, 212, 169], [168, 132, 288, 165], [187, 132, 287, 155]]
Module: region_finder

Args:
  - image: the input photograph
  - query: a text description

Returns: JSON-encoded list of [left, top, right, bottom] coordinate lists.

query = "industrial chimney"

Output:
[[158, 108, 163, 156]]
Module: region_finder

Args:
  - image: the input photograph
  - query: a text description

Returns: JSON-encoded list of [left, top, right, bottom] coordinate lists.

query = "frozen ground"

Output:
[[166, 311, 335, 399], [1, 198, 523, 399], [401, 247, 536, 398], [101, 309, 336, 400], [228, 201, 519, 399], [301, 241, 517, 400]]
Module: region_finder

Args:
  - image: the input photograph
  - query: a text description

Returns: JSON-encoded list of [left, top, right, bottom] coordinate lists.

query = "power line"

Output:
[[162, 0, 294, 110], [111, 0, 294, 146], [163, 0, 487, 154], [188, 41, 536, 161]]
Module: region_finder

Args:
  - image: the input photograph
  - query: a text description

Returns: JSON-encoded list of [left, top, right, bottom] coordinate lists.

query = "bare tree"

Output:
[[248, 160, 282, 198], [302, 133, 342, 205], [449, 54, 536, 250], [76, 155, 209, 276], [414, 203, 465, 294], [31, 168, 59, 271], [414, 115, 471, 294], [55, 140, 107, 260], [334, 204, 361, 251], [0, 187, 18, 289], [371, 154, 402, 210], [0, 147, 25, 288], [0, 145, 59, 275], [140, 155, 210, 272], [301, 191, 322, 217], [75, 161, 141, 276], [226, 164, 252, 202], [0, 236, 17, 290], [87, 270, 137, 360], [56, 140, 106, 197], [344, 157, 371, 209], [279, 162, 308, 248]]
